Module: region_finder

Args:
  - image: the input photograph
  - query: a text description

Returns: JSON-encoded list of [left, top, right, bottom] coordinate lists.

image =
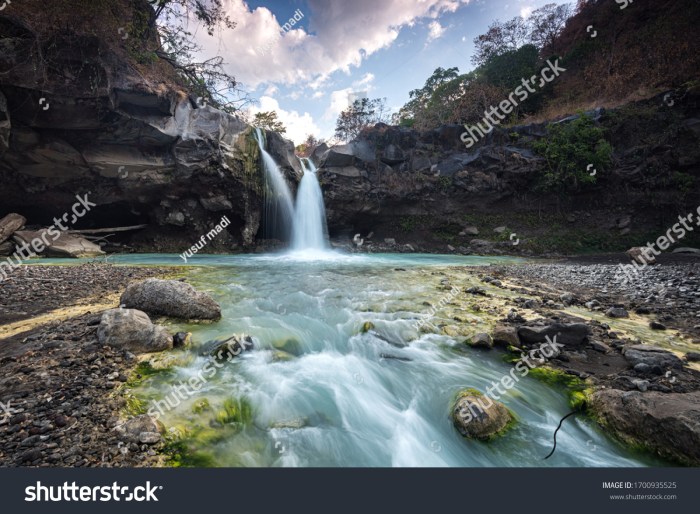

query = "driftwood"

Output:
[[66, 224, 148, 235]]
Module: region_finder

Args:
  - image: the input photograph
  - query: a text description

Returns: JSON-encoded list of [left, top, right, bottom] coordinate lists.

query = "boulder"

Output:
[[120, 278, 221, 320], [323, 144, 356, 167], [460, 226, 479, 236], [623, 345, 683, 369], [517, 323, 590, 347], [201, 334, 254, 362], [466, 332, 493, 349], [606, 307, 629, 318], [0, 213, 26, 244], [0, 240, 14, 256], [452, 389, 514, 440], [97, 308, 172, 353], [492, 325, 520, 347], [381, 144, 407, 164], [199, 195, 233, 212], [173, 332, 192, 348], [589, 389, 700, 465], [12, 229, 104, 258], [118, 414, 165, 445], [627, 247, 654, 265], [685, 352, 700, 362]]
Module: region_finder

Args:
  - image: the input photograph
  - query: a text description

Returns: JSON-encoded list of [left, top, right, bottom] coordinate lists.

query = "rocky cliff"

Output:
[[0, 3, 301, 253], [316, 91, 700, 255]]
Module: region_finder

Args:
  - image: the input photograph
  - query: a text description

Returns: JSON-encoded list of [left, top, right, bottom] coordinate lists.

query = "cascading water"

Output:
[[253, 128, 295, 241], [291, 158, 329, 252]]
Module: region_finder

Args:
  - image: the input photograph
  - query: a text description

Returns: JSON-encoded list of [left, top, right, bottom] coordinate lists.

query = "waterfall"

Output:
[[253, 128, 295, 241], [291, 158, 329, 251]]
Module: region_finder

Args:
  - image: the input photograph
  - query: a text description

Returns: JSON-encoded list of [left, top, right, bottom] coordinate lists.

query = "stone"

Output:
[[13, 230, 104, 258], [173, 332, 192, 348], [138, 432, 161, 444], [119, 415, 164, 442], [120, 278, 221, 320], [517, 323, 590, 347], [462, 226, 479, 236], [606, 307, 629, 318], [685, 352, 700, 362], [452, 390, 514, 440], [384, 238, 396, 245], [632, 379, 650, 392], [649, 321, 666, 330], [560, 293, 575, 305], [199, 195, 233, 212], [201, 334, 254, 361], [589, 340, 611, 353], [493, 226, 506, 234], [492, 325, 520, 347], [97, 309, 172, 353], [466, 333, 493, 349], [589, 390, 700, 465], [0, 213, 26, 244], [623, 345, 683, 369], [627, 247, 655, 265]]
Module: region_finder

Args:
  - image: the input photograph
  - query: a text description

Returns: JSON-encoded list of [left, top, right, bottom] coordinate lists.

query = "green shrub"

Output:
[[533, 113, 613, 194]]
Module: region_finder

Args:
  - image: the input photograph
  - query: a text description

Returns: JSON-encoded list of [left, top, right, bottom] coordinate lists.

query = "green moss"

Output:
[[527, 367, 592, 409], [192, 399, 211, 414], [123, 393, 147, 417], [162, 439, 217, 468], [361, 321, 375, 333], [215, 397, 253, 426], [125, 361, 170, 388]]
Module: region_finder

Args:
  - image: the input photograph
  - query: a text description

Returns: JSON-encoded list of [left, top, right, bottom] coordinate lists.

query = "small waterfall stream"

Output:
[[253, 128, 295, 241], [291, 158, 329, 252]]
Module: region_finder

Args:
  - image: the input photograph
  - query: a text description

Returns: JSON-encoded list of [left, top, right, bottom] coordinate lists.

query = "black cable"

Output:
[[543, 410, 579, 460]]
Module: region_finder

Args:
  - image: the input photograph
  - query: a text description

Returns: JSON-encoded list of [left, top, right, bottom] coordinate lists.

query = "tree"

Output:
[[396, 67, 460, 125], [528, 3, 573, 51], [296, 134, 323, 157], [335, 98, 390, 141], [472, 17, 529, 66], [252, 111, 287, 134], [135, 0, 250, 113]]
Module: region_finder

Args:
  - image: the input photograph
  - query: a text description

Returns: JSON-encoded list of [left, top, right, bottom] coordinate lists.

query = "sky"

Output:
[[192, 0, 570, 145]]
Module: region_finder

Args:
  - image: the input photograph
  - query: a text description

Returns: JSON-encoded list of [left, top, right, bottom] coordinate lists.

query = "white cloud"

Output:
[[194, 0, 471, 89], [247, 96, 321, 146], [427, 20, 445, 42]]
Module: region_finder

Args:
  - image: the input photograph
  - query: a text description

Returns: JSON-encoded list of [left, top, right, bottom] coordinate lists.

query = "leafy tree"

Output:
[[335, 98, 390, 141], [396, 67, 460, 125], [253, 111, 287, 134], [528, 3, 573, 51], [532, 113, 612, 194], [296, 134, 323, 157], [472, 16, 529, 66]]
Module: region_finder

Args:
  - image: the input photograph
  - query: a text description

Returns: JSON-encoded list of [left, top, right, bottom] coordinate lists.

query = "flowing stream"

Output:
[[89, 253, 665, 468]]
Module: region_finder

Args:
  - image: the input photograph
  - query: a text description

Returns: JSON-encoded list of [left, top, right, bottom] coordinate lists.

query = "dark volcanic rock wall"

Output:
[[0, 10, 300, 252]]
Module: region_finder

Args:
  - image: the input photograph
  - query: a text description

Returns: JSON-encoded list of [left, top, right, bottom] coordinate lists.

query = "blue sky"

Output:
[[194, 0, 570, 144]]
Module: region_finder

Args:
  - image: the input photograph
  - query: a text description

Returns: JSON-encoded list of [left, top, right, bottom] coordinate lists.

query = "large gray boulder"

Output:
[[13, 229, 104, 258], [97, 308, 172, 353], [0, 213, 26, 244], [120, 278, 222, 320], [517, 323, 590, 347], [623, 345, 683, 369]]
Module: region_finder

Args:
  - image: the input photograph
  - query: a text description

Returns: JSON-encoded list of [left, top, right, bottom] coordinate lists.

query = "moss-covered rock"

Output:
[[452, 388, 515, 440]]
